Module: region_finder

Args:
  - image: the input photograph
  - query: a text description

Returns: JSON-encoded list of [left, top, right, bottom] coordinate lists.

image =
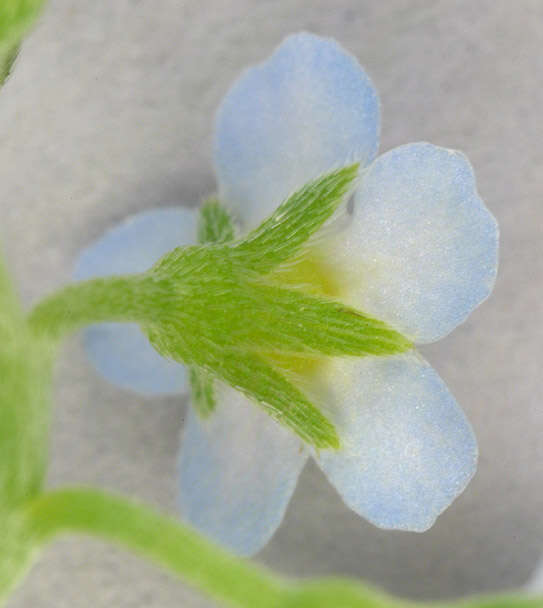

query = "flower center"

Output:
[[265, 249, 343, 378], [269, 249, 342, 298]]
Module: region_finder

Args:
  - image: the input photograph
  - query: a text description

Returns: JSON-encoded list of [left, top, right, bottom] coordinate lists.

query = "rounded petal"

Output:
[[81, 323, 187, 395], [214, 32, 380, 229], [323, 142, 498, 343], [315, 352, 478, 531], [74, 208, 198, 279], [74, 208, 197, 395], [178, 383, 308, 556]]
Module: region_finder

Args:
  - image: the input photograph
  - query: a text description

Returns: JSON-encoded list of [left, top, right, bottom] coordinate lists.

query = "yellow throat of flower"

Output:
[[264, 248, 343, 378]]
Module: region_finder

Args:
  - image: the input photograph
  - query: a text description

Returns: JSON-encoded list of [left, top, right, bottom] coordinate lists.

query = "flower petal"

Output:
[[214, 32, 380, 228], [315, 352, 477, 531], [323, 142, 498, 343], [178, 382, 308, 556], [74, 208, 198, 395]]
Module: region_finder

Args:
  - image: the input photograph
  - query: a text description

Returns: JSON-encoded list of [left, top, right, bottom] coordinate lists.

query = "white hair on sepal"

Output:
[[272, 159, 366, 275]]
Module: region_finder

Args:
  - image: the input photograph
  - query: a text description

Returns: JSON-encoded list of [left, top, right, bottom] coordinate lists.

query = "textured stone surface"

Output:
[[2, 1, 542, 605]]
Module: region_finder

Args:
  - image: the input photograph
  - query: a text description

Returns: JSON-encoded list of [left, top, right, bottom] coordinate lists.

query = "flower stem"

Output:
[[19, 487, 543, 608], [27, 274, 166, 339], [24, 487, 285, 608]]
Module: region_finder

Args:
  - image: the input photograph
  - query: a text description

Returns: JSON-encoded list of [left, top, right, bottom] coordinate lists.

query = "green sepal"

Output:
[[145, 165, 410, 447], [0, 0, 46, 71], [148, 326, 339, 450], [146, 249, 410, 448], [198, 197, 235, 244], [219, 281, 412, 357], [201, 347, 339, 449], [151, 245, 410, 358], [144, 269, 409, 448], [189, 367, 216, 418], [28, 166, 410, 450], [0, 43, 18, 85], [188, 198, 237, 418], [234, 163, 359, 273]]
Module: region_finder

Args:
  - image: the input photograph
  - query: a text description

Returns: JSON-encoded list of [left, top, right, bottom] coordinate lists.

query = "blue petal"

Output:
[[316, 353, 477, 531], [320, 142, 499, 343], [215, 32, 380, 229], [178, 383, 308, 556], [74, 208, 197, 395], [74, 208, 198, 279]]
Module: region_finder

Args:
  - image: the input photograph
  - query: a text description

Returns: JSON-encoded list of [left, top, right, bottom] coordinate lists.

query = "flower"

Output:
[[74, 33, 498, 556]]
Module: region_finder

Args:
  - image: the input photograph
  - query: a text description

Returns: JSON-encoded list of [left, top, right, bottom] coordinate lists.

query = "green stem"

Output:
[[24, 487, 285, 608], [27, 274, 167, 339], [18, 487, 543, 608]]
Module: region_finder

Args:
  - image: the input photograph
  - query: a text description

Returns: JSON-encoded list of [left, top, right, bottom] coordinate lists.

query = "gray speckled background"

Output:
[[2, 1, 542, 606]]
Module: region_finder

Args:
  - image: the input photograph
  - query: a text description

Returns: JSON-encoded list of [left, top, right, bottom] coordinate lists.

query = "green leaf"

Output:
[[234, 163, 359, 273]]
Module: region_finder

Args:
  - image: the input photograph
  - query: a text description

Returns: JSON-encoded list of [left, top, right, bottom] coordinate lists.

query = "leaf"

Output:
[[234, 164, 359, 273]]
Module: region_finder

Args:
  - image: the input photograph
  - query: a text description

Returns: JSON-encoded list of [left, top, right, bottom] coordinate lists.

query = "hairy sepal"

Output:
[[234, 163, 360, 273], [0, 0, 46, 70], [189, 198, 237, 418], [147, 258, 409, 449]]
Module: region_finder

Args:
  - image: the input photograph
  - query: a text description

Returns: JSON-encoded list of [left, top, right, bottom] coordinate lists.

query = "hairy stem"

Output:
[[24, 487, 285, 608], [18, 488, 543, 608], [26, 274, 169, 339]]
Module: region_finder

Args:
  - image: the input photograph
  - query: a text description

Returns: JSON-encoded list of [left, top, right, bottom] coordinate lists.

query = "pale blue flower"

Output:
[[75, 33, 498, 556]]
